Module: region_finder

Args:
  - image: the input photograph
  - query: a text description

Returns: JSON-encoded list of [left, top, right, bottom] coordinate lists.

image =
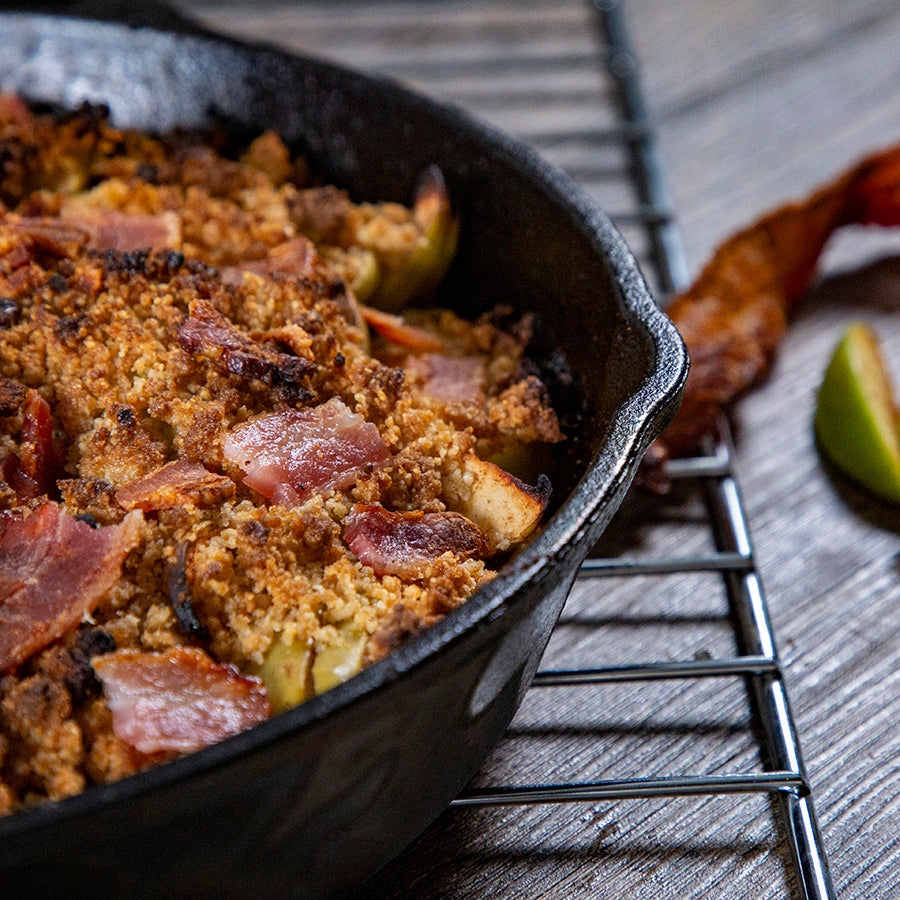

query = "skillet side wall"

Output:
[[0, 14, 685, 898]]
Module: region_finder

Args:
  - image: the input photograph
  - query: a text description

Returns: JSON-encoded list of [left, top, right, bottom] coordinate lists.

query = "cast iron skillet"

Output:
[[0, 6, 688, 898]]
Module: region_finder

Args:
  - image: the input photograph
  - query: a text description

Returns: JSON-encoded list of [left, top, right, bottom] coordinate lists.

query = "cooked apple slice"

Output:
[[443, 452, 551, 551], [252, 634, 313, 713], [365, 166, 459, 312], [311, 623, 367, 695], [815, 322, 900, 503], [320, 245, 381, 304]]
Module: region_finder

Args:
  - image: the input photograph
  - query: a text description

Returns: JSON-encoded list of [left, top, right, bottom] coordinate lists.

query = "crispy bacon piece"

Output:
[[3, 216, 87, 259], [115, 459, 235, 511], [178, 299, 316, 388], [221, 237, 319, 284], [344, 502, 491, 579], [0, 502, 143, 672], [223, 397, 391, 506], [2, 389, 63, 500], [654, 141, 900, 463], [405, 353, 486, 403], [59, 205, 181, 253], [20, 390, 59, 492], [91, 647, 269, 754], [361, 305, 445, 353]]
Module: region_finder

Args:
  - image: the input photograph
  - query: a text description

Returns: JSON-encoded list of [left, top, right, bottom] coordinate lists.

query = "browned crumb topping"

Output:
[[0, 98, 563, 813]]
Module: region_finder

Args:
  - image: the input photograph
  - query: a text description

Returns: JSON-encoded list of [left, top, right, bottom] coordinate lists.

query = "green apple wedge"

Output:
[[814, 322, 900, 503]]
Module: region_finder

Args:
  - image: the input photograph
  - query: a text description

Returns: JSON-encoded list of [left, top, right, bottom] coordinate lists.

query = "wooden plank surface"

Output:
[[176, 2, 900, 897]]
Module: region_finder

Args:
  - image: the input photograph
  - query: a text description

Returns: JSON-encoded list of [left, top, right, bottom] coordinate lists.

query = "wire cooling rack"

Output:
[[188, 0, 836, 895], [448, 4, 835, 898]]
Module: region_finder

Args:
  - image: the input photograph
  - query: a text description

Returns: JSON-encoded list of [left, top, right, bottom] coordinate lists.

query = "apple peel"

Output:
[[815, 323, 900, 503]]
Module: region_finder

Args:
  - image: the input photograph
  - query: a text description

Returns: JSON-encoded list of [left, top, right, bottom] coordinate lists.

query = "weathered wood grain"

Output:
[[176, 1, 900, 896]]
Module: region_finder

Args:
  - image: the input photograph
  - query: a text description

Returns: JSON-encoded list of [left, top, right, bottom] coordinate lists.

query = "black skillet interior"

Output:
[[0, 8, 688, 898]]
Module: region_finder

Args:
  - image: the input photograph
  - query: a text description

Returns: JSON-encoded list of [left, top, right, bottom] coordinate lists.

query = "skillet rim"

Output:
[[0, 10, 688, 839]]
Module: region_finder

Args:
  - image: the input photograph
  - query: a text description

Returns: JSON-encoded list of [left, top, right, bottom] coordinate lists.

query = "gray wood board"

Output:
[[176, 1, 900, 896]]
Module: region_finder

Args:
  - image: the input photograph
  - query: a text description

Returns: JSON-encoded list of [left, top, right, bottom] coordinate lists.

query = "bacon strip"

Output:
[[405, 353, 486, 403], [221, 237, 319, 284], [19, 390, 60, 494], [59, 205, 181, 253], [223, 398, 391, 506], [0, 502, 143, 672], [4, 215, 87, 259], [115, 459, 235, 511], [2, 389, 63, 500], [92, 647, 269, 754], [654, 141, 900, 462], [179, 299, 316, 389], [343, 502, 491, 578]]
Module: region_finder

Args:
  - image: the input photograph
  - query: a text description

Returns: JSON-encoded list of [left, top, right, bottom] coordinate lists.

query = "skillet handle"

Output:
[[6, 0, 218, 37]]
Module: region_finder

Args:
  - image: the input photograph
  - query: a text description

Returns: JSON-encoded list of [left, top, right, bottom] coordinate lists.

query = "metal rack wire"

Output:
[[445, 2, 836, 898]]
